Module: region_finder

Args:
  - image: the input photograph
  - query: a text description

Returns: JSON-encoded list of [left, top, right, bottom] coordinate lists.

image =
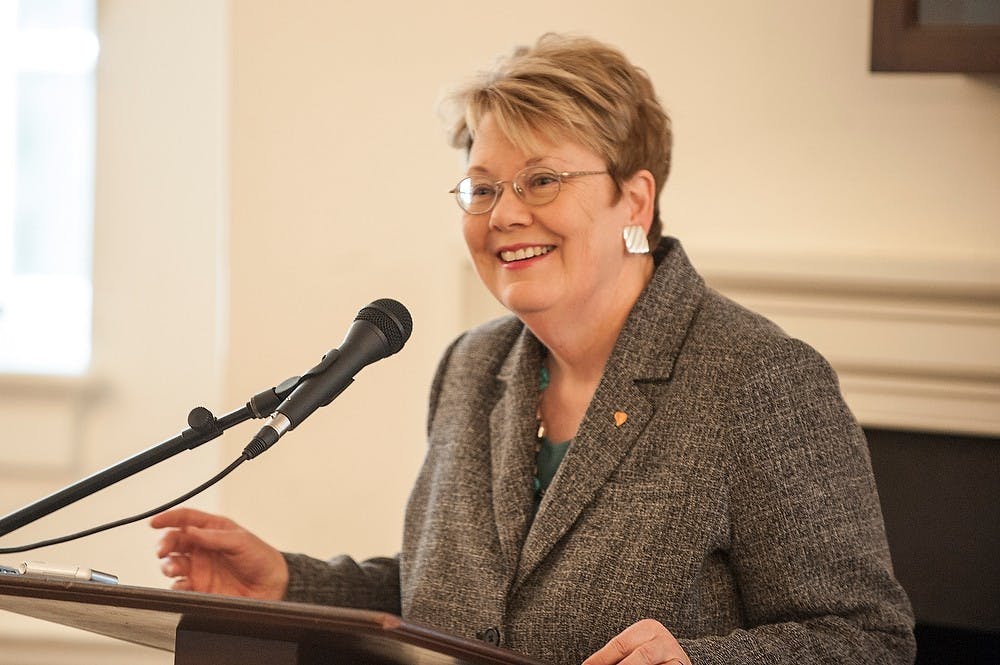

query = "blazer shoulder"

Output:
[[696, 288, 823, 361], [426, 315, 523, 434], [450, 314, 525, 374], [683, 288, 841, 407]]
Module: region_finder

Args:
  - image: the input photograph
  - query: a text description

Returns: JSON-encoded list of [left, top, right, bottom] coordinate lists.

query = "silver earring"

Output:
[[623, 225, 650, 255]]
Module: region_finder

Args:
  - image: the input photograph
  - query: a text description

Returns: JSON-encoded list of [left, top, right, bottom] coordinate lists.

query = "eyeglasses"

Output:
[[450, 166, 608, 215]]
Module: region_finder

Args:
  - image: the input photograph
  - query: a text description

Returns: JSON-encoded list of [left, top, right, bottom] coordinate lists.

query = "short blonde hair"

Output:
[[446, 33, 672, 244]]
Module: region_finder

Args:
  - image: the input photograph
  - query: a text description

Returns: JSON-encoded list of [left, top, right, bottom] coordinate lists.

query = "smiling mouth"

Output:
[[499, 245, 555, 263]]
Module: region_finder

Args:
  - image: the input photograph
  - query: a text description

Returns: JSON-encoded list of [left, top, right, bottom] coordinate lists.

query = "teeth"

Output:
[[500, 246, 554, 262]]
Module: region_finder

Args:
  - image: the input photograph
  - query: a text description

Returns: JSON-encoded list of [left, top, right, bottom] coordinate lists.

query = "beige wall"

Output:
[[1, 1, 998, 662]]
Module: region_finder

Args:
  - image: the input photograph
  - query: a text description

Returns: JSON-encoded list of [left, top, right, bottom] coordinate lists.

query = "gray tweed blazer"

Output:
[[284, 238, 916, 664]]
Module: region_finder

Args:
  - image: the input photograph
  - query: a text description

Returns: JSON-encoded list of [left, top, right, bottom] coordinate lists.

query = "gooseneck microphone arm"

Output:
[[0, 376, 300, 540]]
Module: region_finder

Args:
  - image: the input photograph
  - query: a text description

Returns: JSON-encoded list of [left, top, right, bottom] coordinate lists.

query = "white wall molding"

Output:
[[0, 375, 102, 472]]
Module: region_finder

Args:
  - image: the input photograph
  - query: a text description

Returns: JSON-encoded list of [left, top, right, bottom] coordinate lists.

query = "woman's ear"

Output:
[[621, 169, 656, 235]]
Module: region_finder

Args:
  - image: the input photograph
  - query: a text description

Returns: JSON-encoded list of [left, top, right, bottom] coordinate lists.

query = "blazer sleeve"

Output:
[[281, 552, 401, 613], [680, 338, 916, 664]]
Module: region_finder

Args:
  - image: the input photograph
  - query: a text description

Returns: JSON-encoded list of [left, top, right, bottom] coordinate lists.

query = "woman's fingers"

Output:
[[155, 528, 185, 558], [169, 577, 194, 591], [582, 619, 690, 665], [155, 523, 249, 559], [159, 553, 191, 578], [151, 507, 236, 531], [154, 527, 210, 558], [150, 506, 288, 600]]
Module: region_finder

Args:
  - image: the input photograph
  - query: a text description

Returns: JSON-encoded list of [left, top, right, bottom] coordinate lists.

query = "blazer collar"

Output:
[[616, 236, 706, 383]]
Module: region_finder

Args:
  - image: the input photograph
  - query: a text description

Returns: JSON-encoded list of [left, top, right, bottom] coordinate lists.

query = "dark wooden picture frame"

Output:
[[871, 0, 1000, 72]]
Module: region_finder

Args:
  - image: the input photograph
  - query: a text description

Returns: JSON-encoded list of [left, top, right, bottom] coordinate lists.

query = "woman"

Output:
[[153, 34, 916, 664]]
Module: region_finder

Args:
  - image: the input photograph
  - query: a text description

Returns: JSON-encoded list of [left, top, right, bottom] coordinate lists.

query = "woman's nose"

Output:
[[488, 186, 532, 231]]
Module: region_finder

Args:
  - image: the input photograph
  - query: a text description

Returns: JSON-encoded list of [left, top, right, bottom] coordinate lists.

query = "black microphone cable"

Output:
[[0, 454, 248, 555], [0, 410, 334, 554]]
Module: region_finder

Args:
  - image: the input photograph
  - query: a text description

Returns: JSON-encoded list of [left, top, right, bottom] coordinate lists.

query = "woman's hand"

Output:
[[582, 619, 691, 665], [152, 507, 288, 600]]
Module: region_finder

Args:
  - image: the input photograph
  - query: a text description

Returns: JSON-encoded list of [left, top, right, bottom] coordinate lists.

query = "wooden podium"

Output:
[[0, 575, 545, 665]]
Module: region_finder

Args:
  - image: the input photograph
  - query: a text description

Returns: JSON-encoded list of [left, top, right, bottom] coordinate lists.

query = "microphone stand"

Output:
[[0, 377, 301, 539]]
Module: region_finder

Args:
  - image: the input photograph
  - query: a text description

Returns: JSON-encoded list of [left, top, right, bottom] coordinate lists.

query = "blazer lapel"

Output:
[[488, 328, 545, 574], [513, 238, 707, 591], [515, 372, 655, 590]]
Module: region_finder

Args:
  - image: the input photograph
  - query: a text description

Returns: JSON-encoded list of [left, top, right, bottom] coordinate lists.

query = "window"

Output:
[[0, 0, 97, 374]]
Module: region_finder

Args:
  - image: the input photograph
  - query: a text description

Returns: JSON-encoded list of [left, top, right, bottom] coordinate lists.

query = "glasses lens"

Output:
[[455, 177, 497, 214], [516, 167, 561, 206]]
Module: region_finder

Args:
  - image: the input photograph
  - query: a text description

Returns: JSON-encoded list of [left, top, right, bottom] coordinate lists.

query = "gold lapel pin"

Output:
[[614, 411, 628, 427]]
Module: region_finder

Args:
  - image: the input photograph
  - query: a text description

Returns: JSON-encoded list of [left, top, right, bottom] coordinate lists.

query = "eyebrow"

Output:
[[465, 157, 550, 177]]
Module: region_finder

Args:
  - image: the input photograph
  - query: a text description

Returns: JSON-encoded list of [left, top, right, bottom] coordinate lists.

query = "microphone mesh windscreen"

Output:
[[356, 299, 413, 354]]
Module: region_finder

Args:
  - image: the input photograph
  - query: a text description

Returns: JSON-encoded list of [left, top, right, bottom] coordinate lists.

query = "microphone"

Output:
[[243, 298, 412, 459]]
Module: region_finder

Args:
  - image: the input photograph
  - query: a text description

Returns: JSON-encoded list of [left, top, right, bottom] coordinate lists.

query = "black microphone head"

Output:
[[356, 298, 412, 355]]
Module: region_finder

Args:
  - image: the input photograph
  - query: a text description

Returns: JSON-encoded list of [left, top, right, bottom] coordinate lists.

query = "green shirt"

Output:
[[534, 438, 571, 501]]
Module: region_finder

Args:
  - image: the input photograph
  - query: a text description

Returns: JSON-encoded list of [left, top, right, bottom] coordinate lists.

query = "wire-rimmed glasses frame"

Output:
[[450, 166, 609, 215]]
